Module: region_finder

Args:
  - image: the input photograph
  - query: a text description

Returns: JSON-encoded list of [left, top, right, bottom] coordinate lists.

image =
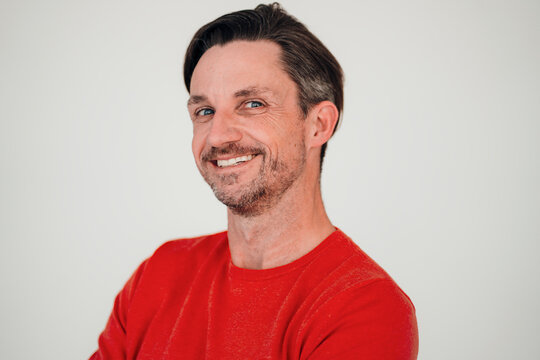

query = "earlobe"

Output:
[[308, 101, 339, 148]]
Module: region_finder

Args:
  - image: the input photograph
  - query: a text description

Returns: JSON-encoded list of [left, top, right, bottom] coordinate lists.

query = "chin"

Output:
[[212, 180, 281, 217]]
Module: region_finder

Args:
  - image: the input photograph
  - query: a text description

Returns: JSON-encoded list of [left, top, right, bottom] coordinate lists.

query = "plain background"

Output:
[[1, 0, 539, 358]]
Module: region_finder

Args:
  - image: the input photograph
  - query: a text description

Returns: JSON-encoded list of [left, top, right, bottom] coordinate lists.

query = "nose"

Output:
[[206, 110, 242, 147]]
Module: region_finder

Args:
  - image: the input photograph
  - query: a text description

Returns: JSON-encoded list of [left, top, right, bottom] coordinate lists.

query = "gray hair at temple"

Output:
[[183, 2, 344, 167]]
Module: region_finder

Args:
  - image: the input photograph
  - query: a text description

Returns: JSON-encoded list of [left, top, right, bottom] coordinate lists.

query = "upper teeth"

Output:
[[217, 155, 253, 167]]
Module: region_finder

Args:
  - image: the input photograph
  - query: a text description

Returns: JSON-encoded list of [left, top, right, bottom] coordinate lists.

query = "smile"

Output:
[[216, 155, 254, 168]]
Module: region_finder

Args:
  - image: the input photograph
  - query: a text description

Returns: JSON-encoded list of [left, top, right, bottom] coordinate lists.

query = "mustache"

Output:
[[201, 143, 264, 161]]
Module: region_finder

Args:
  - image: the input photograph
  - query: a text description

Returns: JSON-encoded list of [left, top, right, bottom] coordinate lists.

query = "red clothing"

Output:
[[91, 229, 418, 359]]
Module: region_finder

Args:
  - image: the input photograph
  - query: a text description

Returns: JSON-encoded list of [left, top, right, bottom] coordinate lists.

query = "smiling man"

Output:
[[91, 3, 418, 359], [189, 42, 308, 222]]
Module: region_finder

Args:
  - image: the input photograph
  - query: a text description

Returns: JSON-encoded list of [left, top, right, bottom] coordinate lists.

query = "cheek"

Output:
[[256, 112, 301, 141], [191, 127, 205, 161]]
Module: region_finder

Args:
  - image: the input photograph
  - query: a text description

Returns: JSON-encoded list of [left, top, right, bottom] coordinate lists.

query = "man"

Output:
[[91, 3, 418, 359]]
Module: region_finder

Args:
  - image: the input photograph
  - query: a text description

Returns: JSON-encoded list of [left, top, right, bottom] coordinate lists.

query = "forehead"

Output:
[[189, 40, 294, 97]]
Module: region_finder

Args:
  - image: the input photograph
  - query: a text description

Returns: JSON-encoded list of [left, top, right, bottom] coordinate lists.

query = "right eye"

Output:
[[196, 108, 214, 116]]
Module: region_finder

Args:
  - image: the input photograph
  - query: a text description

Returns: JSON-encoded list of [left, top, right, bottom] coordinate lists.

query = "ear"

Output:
[[306, 101, 339, 149]]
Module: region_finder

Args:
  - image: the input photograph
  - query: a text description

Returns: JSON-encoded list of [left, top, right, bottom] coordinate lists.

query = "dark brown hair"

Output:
[[183, 3, 344, 165]]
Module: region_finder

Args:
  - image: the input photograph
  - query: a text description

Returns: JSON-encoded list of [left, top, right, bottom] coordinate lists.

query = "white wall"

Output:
[[1, 0, 539, 358]]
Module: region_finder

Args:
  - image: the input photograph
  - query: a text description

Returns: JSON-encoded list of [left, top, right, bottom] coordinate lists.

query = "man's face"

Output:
[[188, 40, 308, 216]]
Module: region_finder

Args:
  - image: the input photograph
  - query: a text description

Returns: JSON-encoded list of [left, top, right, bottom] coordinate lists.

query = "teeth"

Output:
[[217, 155, 253, 168]]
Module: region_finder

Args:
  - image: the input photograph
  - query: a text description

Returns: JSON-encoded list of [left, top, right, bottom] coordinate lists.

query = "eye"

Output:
[[195, 108, 214, 116], [245, 100, 264, 109]]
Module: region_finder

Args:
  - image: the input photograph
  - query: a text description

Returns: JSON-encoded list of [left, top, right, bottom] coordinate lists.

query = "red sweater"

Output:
[[91, 229, 418, 359]]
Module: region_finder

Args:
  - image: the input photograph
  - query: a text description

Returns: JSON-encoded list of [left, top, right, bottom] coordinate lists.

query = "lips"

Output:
[[216, 155, 254, 167], [202, 144, 264, 169]]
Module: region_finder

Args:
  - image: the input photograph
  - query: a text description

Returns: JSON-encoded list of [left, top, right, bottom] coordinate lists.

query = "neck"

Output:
[[226, 172, 335, 270]]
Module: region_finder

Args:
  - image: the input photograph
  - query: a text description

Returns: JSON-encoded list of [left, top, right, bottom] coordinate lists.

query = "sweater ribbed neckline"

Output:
[[226, 228, 347, 282]]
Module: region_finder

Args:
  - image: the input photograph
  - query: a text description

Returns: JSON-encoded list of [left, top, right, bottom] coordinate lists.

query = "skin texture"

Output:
[[188, 40, 339, 269]]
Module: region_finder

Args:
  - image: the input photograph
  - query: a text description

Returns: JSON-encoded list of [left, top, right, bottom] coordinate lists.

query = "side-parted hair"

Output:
[[183, 2, 344, 166]]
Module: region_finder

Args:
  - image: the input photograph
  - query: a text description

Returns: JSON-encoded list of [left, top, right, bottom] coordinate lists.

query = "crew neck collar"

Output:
[[226, 228, 346, 281]]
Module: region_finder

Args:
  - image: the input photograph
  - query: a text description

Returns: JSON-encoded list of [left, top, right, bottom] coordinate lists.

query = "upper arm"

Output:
[[90, 259, 149, 360]]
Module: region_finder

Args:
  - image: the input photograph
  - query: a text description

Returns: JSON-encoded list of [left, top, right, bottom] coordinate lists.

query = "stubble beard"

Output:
[[201, 142, 306, 217]]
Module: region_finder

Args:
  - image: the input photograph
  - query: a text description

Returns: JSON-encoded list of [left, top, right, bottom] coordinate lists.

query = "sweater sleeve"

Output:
[[89, 259, 149, 360], [305, 279, 419, 360]]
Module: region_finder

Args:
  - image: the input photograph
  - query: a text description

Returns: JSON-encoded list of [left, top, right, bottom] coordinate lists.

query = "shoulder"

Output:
[[299, 229, 416, 321], [134, 231, 229, 280], [317, 229, 399, 287], [154, 230, 228, 252], [301, 230, 418, 359], [322, 229, 416, 311], [119, 231, 229, 303], [151, 231, 228, 261]]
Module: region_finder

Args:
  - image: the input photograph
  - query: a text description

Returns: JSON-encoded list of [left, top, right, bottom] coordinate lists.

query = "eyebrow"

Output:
[[187, 86, 274, 106], [187, 95, 208, 106], [233, 86, 273, 98]]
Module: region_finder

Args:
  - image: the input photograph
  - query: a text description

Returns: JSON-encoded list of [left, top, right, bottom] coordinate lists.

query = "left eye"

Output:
[[245, 101, 263, 109]]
